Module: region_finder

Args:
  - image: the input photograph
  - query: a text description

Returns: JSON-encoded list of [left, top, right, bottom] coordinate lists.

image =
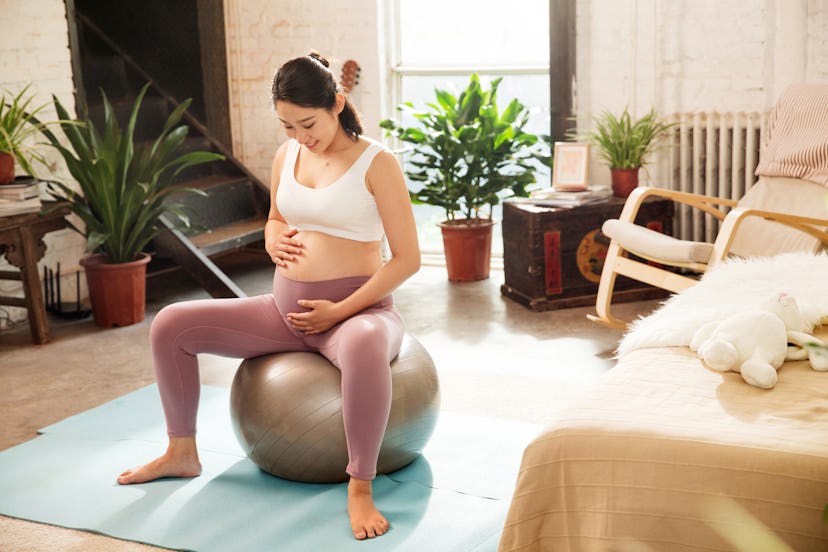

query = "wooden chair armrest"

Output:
[[617, 186, 738, 224], [709, 208, 828, 263]]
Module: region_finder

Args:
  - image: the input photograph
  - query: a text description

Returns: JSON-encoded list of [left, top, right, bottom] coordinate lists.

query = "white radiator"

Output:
[[666, 111, 769, 242]]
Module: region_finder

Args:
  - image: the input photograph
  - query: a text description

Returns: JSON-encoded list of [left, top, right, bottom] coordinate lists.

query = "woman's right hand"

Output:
[[266, 227, 303, 266]]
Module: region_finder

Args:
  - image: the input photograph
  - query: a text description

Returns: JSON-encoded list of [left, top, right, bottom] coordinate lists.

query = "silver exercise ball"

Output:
[[230, 334, 440, 483]]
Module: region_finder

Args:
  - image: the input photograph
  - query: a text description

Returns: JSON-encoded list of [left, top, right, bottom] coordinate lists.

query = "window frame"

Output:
[[382, 1, 554, 125], [381, 0, 574, 259]]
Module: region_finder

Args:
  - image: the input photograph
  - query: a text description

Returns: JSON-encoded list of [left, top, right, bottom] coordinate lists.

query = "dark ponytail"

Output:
[[338, 96, 363, 140], [271, 52, 363, 140]]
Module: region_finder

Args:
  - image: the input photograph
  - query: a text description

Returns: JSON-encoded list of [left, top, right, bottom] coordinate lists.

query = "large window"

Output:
[[385, 0, 551, 258]]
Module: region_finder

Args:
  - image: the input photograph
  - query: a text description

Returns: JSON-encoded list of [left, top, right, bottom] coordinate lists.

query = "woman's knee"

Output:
[[149, 302, 192, 346], [340, 318, 387, 353], [336, 320, 403, 373]]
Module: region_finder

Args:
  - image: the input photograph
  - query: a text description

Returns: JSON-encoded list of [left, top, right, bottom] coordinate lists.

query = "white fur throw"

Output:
[[617, 252, 828, 357]]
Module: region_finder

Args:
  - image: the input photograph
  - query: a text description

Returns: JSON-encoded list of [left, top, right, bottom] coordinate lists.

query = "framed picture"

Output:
[[552, 142, 590, 191]]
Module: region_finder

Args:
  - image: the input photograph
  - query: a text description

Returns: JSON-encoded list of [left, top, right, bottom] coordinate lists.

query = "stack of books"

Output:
[[527, 187, 612, 208], [0, 178, 42, 216]]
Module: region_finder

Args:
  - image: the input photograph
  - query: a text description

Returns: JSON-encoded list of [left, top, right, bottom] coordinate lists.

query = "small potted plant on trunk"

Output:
[[582, 107, 674, 198], [381, 74, 545, 281], [0, 84, 55, 185], [36, 83, 223, 327]]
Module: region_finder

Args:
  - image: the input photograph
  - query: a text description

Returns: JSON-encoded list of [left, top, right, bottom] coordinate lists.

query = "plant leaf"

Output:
[[37, 82, 222, 263]]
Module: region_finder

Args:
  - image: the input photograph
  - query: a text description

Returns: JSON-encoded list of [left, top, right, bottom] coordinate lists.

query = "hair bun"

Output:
[[307, 52, 330, 68]]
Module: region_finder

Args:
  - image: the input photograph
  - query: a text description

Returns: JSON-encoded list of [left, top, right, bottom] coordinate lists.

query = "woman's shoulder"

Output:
[[364, 139, 403, 183], [274, 139, 300, 164], [271, 140, 285, 163], [352, 137, 395, 176], [357, 135, 391, 154], [278, 138, 300, 155], [270, 139, 297, 177]]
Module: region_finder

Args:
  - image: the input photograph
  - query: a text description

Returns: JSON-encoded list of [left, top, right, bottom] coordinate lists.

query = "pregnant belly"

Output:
[[276, 230, 383, 282]]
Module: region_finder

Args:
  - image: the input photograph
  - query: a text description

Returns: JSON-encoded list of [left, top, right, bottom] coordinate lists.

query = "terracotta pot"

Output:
[[610, 167, 640, 198], [0, 152, 15, 185], [438, 219, 494, 281], [80, 252, 151, 328]]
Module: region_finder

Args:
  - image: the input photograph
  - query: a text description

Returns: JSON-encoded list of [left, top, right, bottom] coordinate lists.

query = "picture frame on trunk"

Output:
[[552, 142, 590, 192]]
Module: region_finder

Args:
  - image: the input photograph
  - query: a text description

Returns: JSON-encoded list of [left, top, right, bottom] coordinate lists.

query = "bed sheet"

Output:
[[499, 332, 828, 551]]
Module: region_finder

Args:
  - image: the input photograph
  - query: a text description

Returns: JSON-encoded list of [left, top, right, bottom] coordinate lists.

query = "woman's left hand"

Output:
[[286, 299, 341, 334]]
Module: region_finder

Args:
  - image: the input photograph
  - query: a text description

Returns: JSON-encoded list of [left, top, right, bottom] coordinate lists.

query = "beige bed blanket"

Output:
[[499, 332, 828, 551]]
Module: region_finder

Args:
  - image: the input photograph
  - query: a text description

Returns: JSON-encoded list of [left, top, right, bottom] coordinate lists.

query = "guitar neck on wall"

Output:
[[339, 59, 361, 95]]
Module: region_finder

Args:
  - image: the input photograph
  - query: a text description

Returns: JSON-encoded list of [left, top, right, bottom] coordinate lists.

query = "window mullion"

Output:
[[392, 65, 550, 76], [386, 0, 550, 262]]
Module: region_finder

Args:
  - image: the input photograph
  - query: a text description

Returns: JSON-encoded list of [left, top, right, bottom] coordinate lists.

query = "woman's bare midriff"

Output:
[[276, 230, 383, 281]]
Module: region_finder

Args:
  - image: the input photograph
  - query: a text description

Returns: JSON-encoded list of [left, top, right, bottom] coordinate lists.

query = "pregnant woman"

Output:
[[117, 52, 420, 541]]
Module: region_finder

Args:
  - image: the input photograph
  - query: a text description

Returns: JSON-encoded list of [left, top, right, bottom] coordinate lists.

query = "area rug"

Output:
[[0, 385, 542, 552]]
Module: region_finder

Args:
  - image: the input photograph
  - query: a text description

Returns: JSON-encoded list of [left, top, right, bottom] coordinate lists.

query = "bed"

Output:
[[499, 255, 828, 551]]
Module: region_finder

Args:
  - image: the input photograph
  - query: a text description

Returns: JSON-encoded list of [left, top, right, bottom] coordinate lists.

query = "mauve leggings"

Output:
[[149, 270, 404, 480]]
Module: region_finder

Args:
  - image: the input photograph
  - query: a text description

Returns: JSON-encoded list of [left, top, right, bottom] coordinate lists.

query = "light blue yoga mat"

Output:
[[0, 385, 542, 551]]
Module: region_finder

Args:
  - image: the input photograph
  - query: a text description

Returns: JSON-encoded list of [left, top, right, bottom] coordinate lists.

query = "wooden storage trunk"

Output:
[[500, 197, 675, 311]]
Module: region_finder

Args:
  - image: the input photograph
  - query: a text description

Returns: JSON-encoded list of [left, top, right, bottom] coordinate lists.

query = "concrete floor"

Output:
[[0, 251, 659, 551]]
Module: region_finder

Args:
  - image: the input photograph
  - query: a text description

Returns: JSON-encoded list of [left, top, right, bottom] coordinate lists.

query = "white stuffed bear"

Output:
[[689, 293, 828, 389]]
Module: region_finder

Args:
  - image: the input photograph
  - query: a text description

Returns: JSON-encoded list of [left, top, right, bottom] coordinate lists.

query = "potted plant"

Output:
[[0, 84, 54, 185], [36, 83, 224, 327], [581, 107, 674, 198], [380, 74, 545, 281]]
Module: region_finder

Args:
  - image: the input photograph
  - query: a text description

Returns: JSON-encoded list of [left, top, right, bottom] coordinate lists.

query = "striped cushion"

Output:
[[755, 83, 828, 187]]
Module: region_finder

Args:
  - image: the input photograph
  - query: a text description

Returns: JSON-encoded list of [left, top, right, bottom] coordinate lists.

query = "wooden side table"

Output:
[[0, 202, 70, 344], [500, 196, 675, 311]]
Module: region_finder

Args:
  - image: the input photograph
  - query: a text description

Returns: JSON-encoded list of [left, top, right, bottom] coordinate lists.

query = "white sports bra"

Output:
[[276, 138, 386, 242]]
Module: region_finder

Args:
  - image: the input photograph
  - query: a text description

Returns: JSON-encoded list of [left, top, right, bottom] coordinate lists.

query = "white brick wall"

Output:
[[222, 0, 827, 189], [2, 1, 826, 331], [808, 0, 828, 80], [577, 0, 828, 187], [223, 0, 381, 185], [0, 0, 86, 330]]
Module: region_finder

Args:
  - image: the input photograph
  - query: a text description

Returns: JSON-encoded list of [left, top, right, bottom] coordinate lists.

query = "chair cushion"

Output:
[[602, 218, 713, 264], [729, 176, 828, 257]]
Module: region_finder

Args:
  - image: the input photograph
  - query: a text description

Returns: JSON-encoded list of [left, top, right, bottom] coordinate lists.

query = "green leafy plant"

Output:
[[581, 107, 674, 169], [36, 83, 224, 264], [0, 84, 55, 178], [380, 74, 546, 222]]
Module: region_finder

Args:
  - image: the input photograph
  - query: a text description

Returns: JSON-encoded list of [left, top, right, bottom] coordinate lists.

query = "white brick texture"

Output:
[[0, 0, 85, 329], [223, 0, 381, 185], [577, 0, 828, 187], [2, 0, 827, 329]]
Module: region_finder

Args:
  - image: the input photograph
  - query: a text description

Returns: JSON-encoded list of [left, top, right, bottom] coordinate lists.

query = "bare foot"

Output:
[[347, 478, 389, 540], [117, 437, 202, 485]]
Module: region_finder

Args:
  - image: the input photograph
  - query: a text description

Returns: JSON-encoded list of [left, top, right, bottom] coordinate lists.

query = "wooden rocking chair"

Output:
[[589, 83, 828, 329]]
